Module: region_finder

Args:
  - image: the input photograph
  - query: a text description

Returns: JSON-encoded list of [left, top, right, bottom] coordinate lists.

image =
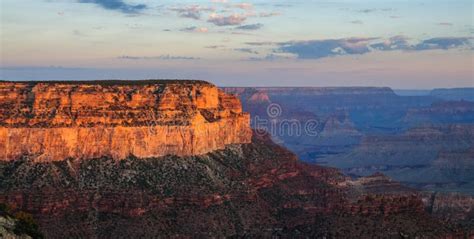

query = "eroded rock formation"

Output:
[[0, 80, 251, 162]]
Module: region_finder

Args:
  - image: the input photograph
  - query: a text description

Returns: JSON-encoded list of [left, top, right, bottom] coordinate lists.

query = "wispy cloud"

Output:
[[205, 45, 225, 49], [413, 37, 471, 50], [358, 8, 376, 13], [233, 3, 253, 10], [370, 35, 410, 50], [234, 48, 259, 54], [77, 0, 147, 14], [437, 22, 453, 26], [180, 26, 209, 33], [278, 38, 377, 59], [73, 30, 86, 36], [118, 55, 200, 60], [208, 13, 246, 26], [274, 4, 292, 8], [371, 36, 472, 51], [170, 5, 214, 20], [235, 23, 263, 30], [272, 36, 472, 60], [259, 12, 281, 17], [350, 20, 363, 24], [248, 53, 294, 61], [245, 41, 274, 46]]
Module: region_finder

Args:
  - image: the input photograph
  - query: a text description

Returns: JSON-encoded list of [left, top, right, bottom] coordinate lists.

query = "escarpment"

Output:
[[0, 80, 252, 161]]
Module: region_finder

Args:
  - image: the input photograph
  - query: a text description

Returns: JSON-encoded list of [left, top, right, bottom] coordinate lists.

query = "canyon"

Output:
[[0, 80, 473, 238], [224, 87, 474, 194]]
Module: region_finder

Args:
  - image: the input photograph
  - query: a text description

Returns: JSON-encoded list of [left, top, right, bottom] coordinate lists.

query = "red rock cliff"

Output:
[[0, 80, 252, 161]]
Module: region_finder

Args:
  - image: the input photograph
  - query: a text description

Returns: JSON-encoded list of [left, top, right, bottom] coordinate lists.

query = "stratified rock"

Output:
[[0, 80, 252, 162]]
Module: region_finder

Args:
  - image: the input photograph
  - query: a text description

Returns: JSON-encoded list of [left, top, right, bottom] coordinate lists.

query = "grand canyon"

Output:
[[224, 87, 474, 194], [2, 0, 473, 237], [0, 80, 473, 238]]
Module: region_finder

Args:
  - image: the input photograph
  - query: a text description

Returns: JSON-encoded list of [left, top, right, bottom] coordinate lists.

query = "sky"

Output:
[[0, 0, 473, 88]]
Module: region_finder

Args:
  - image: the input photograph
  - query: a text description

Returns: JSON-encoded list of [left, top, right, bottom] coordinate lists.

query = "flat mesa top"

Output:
[[0, 79, 212, 86]]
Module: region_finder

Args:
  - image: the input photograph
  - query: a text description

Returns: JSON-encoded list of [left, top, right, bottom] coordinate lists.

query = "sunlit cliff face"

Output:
[[0, 80, 252, 162]]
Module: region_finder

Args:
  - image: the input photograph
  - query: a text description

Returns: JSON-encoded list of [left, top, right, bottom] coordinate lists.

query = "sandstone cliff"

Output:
[[0, 80, 252, 162]]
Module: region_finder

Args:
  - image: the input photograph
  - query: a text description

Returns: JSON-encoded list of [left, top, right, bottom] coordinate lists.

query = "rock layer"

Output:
[[0, 80, 252, 161]]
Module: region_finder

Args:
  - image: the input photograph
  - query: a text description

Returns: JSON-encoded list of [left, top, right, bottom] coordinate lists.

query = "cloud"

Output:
[[390, 15, 401, 19], [208, 13, 246, 26], [230, 31, 257, 36], [233, 3, 253, 10], [118, 55, 200, 60], [276, 36, 472, 59], [234, 48, 259, 54], [259, 12, 281, 17], [211, 0, 228, 3], [372, 36, 471, 51], [370, 35, 410, 50], [205, 45, 225, 49], [235, 23, 263, 30], [77, 0, 147, 14], [274, 4, 292, 7], [358, 8, 376, 13], [73, 30, 86, 36], [437, 22, 453, 26], [245, 41, 275, 46], [413, 37, 471, 50], [248, 53, 295, 61], [180, 26, 209, 33], [170, 5, 214, 20], [278, 38, 377, 59], [350, 20, 363, 24]]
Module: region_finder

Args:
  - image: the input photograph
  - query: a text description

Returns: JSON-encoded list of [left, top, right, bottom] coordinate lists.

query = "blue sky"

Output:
[[0, 0, 473, 88]]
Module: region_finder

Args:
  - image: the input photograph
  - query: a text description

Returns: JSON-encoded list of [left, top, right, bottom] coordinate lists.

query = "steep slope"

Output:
[[0, 133, 466, 238]]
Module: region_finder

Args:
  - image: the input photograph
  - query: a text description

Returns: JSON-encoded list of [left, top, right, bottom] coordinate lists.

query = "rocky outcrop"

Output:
[[0, 80, 252, 162], [0, 205, 42, 239], [423, 192, 474, 222], [320, 110, 361, 137]]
